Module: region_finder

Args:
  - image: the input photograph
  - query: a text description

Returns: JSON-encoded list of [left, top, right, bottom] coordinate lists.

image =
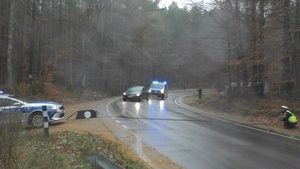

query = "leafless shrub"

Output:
[[0, 112, 22, 169]]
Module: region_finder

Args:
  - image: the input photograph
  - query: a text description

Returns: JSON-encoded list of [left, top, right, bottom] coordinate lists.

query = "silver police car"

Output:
[[0, 93, 65, 128]]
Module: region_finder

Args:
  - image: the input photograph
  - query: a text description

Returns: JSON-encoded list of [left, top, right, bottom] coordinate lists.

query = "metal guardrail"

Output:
[[89, 154, 123, 169]]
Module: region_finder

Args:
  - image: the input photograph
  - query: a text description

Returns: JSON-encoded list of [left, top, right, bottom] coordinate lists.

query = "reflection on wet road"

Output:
[[107, 89, 300, 169]]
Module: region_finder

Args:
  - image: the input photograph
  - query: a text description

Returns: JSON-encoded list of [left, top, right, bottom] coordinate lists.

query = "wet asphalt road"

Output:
[[106, 89, 300, 169]]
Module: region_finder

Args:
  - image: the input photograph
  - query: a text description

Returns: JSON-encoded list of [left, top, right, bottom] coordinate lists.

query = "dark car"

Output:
[[149, 81, 168, 100], [123, 86, 149, 102]]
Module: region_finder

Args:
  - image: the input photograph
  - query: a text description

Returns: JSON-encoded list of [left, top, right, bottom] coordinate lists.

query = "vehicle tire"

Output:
[[161, 95, 165, 100], [30, 112, 44, 128]]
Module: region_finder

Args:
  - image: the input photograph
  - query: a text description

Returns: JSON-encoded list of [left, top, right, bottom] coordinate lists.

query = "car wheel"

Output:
[[30, 112, 44, 128]]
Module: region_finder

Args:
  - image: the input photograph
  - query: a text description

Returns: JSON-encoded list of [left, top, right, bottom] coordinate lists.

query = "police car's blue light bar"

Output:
[[152, 81, 167, 85]]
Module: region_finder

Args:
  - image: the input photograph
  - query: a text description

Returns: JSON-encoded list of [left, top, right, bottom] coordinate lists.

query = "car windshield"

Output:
[[9, 95, 33, 103], [150, 83, 164, 89], [127, 86, 143, 92]]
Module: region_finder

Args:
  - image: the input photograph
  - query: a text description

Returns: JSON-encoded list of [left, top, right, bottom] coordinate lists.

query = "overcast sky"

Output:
[[158, 0, 212, 9], [158, 0, 188, 8]]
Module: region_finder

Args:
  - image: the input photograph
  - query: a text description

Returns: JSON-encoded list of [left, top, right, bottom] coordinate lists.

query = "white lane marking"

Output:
[[175, 96, 300, 141], [106, 97, 121, 118], [106, 97, 156, 168]]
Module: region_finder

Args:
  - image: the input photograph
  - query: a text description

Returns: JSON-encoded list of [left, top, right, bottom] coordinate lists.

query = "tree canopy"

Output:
[[0, 0, 299, 99]]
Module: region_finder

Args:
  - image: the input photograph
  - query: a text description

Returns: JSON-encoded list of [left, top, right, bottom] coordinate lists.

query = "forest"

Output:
[[0, 0, 299, 99]]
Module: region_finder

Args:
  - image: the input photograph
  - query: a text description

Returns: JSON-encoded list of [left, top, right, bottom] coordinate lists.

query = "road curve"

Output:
[[106, 89, 300, 169]]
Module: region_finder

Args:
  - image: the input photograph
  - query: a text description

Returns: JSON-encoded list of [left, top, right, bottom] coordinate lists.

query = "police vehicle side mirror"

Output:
[[13, 102, 22, 106]]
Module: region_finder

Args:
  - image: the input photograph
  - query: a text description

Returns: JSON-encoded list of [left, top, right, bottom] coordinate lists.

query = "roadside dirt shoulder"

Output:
[[181, 96, 300, 138], [50, 98, 183, 169]]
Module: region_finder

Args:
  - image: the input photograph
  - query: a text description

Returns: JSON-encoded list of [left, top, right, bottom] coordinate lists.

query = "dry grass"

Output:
[[182, 92, 300, 137], [2, 129, 148, 169]]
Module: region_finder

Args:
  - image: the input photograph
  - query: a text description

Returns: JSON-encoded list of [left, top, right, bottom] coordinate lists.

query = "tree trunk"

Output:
[[249, 0, 258, 83], [0, 0, 10, 84], [257, 0, 266, 96], [7, 0, 14, 87], [282, 0, 292, 80], [292, 0, 300, 84], [28, 1, 37, 96]]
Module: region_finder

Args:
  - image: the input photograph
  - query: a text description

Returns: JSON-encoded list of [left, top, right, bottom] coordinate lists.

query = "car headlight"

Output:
[[160, 89, 164, 93], [47, 105, 58, 110], [136, 93, 141, 96], [123, 92, 126, 95]]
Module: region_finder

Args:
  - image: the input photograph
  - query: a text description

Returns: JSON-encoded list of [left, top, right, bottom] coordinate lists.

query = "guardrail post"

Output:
[[42, 106, 49, 137], [197, 88, 202, 99]]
